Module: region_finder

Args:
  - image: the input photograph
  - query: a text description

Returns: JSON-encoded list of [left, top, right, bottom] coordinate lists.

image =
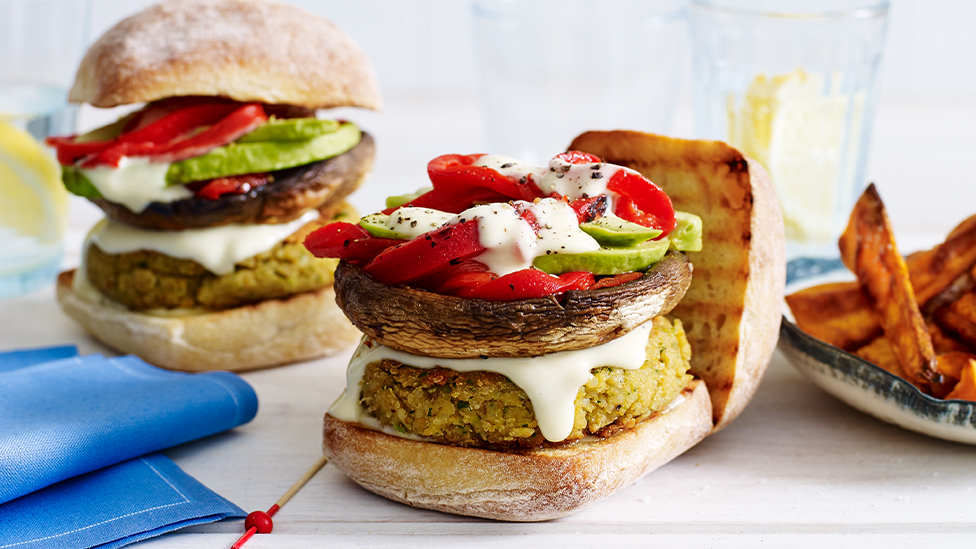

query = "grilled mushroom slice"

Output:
[[92, 132, 375, 230], [334, 251, 693, 359]]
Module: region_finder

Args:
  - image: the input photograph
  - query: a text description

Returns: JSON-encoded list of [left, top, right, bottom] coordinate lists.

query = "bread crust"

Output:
[[569, 131, 785, 430], [323, 380, 712, 522], [69, 0, 382, 110], [56, 269, 359, 372]]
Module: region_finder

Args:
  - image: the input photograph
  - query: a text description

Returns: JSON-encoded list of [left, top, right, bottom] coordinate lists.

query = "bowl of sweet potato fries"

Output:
[[781, 184, 976, 444]]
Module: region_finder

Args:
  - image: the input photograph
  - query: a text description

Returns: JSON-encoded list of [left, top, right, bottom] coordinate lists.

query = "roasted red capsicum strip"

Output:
[[84, 103, 267, 167], [456, 269, 594, 301], [606, 170, 676, 234], [48, 101, 239, 165], [364, 219, 485, 285], [556, 150, 675, 234], [427, 154, 545, 203], [190, 173, 270, 200], [555, 151, 602, 165], [51, 102, 267, 168], [117, 102, 239, 146], [304, 222, 400, 264], [589, 271, 643, 290], [45, 137, 113, 165]]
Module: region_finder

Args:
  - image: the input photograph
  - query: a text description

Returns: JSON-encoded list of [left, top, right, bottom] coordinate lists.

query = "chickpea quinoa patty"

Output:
[[359, 316, 693, 449], [86, 204, 356, 311]]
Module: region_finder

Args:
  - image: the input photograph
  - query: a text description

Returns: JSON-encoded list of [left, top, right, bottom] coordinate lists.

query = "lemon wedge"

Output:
[[728, 69, 864, 245], [0, 120, 67, 243]]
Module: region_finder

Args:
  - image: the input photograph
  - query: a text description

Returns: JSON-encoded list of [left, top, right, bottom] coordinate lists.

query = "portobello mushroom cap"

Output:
[[334, 251, 693, 359], [91, 132, 375, 230]]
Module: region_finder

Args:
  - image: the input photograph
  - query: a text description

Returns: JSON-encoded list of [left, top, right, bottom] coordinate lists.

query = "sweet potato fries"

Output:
[[787, 184, 976, 401]]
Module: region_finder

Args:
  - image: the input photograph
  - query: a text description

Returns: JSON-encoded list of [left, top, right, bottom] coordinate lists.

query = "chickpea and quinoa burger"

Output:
[[50, 0, 381, 371], [308, 133, 786, 521]]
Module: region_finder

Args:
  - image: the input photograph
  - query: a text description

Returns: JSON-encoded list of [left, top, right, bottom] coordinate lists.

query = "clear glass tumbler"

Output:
[[689, 0, 889, 256], [472, 0, 687, 165], [0, 0, 91, 297]]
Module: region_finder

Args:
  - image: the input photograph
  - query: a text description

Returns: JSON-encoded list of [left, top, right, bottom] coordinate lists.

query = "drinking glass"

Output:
[[471, 0, 687, 165], [689, 0, 889, 256], [0, 0, 91, 297]]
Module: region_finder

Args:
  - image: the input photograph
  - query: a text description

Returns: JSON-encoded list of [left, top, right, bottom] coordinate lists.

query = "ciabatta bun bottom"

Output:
[[322, 379, 711, 522], [56, 269, 359, 372]]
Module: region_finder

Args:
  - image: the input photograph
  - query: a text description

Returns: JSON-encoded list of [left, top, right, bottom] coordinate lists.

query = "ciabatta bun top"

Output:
[[569, 130, 786, 430], [69, 0, 382, 110]]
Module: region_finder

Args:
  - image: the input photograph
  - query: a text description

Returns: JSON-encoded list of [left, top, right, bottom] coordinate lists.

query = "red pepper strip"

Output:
[[382, 187, 510, 215], [330, 237, 404, 265], [606, 170, 676, 234], [189, 173, 270, 200], [568, 195, 609, 223], [45, 136, 113, 165], [364, 220, 485, 286], [303, 222, 400, 264], [78, 141, 163, 167], [555, 151, 602, 164], [434, 271, 496, 296], [304, 222, 369, 256], [590, 271, 643, 290], [139, 103, 268, 163], [558, 271, 596, 291], [81, 103, 268, 167], [47, 101, 240, 165], [120, 103, 239, 145], [414, 260, 491, 294], [428, 154, 545, 203], [456, 269, 591, 301], [124, 97, 233, 132]]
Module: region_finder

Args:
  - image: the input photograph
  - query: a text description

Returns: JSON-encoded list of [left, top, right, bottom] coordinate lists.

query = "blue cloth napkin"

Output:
[[0, 453, 243, 549], [0, 346, 257, 548]]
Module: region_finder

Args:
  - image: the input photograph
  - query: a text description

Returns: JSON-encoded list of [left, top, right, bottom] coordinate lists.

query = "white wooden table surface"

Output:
[[2, 96, 975, 547]]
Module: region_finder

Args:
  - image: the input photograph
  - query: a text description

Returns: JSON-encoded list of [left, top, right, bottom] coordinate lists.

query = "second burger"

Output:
[[49, 0, 381, 371]]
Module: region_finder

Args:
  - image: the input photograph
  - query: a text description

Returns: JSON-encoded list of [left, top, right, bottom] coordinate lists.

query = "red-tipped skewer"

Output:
[[230, 455, 329, 549]]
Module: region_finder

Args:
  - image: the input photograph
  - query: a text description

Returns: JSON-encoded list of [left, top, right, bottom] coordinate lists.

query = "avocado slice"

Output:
[[669, 211, 703, 252], [360, 214, 408, 239], [165, 122, 361, 185], [61, 166, 103, 199], [236, 117, 340, 143], [579, 215, 662, 247], [533, 238, 670, 275]]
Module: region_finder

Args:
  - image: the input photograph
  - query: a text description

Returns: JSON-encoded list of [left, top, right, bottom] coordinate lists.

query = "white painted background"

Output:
[[74, 0, 976, 238], [84, 0, 976, 99]]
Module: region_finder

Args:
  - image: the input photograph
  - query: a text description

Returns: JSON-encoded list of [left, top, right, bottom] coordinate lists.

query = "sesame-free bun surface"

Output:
[[69, 0, 382, 110], [323, 380, 711, 522], [57, 269, 360, 372], [570, 130, 786, 431]]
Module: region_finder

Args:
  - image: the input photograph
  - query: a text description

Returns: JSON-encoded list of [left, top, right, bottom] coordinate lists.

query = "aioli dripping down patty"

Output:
[[86, 204, 355, 311], [359, 317, 692, 449]]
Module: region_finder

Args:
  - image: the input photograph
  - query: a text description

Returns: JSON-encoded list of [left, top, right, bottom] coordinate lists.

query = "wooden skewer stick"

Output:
[[230, 455, 329, 549]]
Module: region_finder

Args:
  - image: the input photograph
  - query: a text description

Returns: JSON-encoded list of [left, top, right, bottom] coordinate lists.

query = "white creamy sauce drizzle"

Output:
[[88, 209, 319, 276], [385, 207, 455, 239], [329, 321, 655, 443], [472, 153, 638, 203], [472, 154, 547, 184], [464, 199, 600, 275], [80, 157, 190, 213]]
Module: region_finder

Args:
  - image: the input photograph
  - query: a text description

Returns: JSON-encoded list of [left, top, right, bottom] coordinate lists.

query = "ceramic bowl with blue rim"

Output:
[[779, 257, 976, 444]]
